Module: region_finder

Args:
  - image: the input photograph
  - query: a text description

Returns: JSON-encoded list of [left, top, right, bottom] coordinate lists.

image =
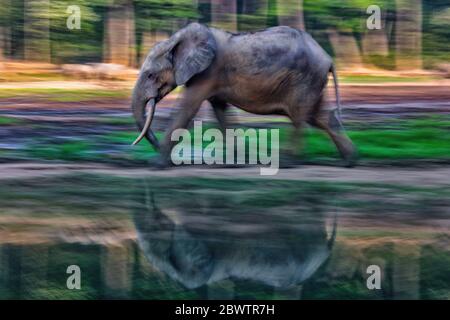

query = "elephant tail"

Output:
[[330, 64, 344, 127]]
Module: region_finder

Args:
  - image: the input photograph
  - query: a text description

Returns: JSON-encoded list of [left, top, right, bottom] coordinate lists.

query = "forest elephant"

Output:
[[131, 23, 357, 167]]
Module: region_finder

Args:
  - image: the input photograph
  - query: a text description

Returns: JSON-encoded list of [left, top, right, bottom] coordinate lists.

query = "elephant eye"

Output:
[[148, 73, 160, 82]]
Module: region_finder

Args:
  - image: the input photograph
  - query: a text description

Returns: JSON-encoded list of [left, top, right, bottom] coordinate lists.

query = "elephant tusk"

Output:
[[132, 99, 156, 146]]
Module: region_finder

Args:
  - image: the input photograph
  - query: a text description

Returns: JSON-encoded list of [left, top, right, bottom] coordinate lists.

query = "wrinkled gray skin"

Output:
[[132, 22, 356, 166], [133, 186, 337, 290]]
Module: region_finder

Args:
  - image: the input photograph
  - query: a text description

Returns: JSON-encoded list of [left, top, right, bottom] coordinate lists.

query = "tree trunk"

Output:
[[211, 0, 237, 32], [239, 0, 268, 31], [0, 26, 4, 62], [104, 0, 136, 66], [4, 26, 11, 57], [24, 0, 50, 63], [395, 0, 422, 70], [277, 0, 304, 30], [362, 11, 389, 58], [0, 0, 12, 60], [328, 29, 363, 70], [127, 4, 136, 68], [103, 12, 109, 64], [362, 29, 389, 57]]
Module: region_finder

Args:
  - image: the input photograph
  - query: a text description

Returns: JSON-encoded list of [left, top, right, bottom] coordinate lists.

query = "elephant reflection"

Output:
[[133, 183, 337, 290]]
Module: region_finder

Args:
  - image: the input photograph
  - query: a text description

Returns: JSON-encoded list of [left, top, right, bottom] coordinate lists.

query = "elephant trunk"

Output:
[[131, 79, 160, 150]]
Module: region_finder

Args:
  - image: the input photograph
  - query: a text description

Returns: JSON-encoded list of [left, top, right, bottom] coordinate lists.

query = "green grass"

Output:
[[97, 116, 135, 125], [101, 131, 161, 161], [0, 88, 130, 101], [340, 75, 438, 83], [25, 141, 93, 161], [0, 116, 24, 125], [10, 117, 450, 163], [103, 118, 450, 163], [303, 125, 450, 160]]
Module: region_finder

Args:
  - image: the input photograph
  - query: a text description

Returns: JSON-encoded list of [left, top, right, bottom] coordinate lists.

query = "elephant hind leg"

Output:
[[308, 110, 357, 167], [288, 118, 304, 157]]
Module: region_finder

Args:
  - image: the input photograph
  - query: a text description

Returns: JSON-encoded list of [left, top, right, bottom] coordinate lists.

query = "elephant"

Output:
[[133, 179, 338, 294], [131, 22, 356, 167]]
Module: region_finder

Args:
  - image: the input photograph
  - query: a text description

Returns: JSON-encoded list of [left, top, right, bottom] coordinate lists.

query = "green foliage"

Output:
[[134, 0, 199, 32], [420, 243, 450, 299], [49, 1, 104, 63], [423, 1, 450, 67], [304, 0, 393, 33]]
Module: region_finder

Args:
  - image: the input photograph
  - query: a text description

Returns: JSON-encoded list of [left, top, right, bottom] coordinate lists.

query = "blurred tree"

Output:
[[211, 0, 237, 31], [328, 29, 363, 69], [423, 0, 450, 68], [134, 0, 198, 64], [304, 0, 395, 69], [277, 0, 304, 30], [238, 0, 269, 31], [305, 0, 365, 68], [49, 0, 102, 64], [0, 0, 446, 71], [361, 3, 396, 69], [395, 0, 423, 70], [0, 0, 11, 61], [198, 0, 212, 24], [104, 0, 136, 66], [361, 7, 390, 58], [2, 0, 25, 61], [24, 0, 51, 62], [135, 0, 198, 33]]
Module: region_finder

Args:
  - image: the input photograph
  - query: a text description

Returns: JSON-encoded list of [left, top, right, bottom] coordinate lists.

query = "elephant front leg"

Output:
[[158, 96, 204, 167], [209, 97, 231, 137]]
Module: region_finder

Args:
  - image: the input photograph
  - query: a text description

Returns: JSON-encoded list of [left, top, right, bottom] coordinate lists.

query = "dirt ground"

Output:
[[2, 82, 450, 109], [1, 162, 449, 187]]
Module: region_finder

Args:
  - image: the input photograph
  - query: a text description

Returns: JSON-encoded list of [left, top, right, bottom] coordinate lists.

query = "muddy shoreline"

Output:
[[1, 162, 449, 187]]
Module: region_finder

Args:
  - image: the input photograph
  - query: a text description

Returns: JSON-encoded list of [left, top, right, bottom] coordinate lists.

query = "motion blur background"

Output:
[[0, 0, 449, 69], [0, 1, 449, 300]]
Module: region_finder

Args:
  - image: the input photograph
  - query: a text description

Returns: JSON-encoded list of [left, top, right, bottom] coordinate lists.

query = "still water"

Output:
[[0, 174, 448, 299]]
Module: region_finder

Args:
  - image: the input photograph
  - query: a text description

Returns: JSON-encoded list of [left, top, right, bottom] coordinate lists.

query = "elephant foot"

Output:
[[342, 148, 358, 168], [148, 155, 172, 169]]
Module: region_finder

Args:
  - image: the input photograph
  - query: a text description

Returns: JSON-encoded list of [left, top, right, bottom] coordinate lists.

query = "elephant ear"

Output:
[[172, 23, 217, 86]]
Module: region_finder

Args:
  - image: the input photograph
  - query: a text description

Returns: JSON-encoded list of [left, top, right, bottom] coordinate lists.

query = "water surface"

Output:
[[0, 174, 448, 299]]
